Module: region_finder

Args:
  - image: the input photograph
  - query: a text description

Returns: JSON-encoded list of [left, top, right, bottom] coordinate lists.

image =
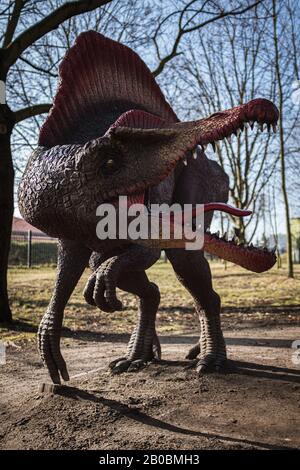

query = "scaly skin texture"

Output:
[[38, 240, 91, 383], [18, 31, 279, 383], [166, 249, 226, 372], [84, 246, 161, 372]]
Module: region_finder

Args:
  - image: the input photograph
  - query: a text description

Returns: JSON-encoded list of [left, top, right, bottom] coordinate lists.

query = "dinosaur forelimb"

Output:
[[84, 256, 123, 312], [83, 245, 160, 313]]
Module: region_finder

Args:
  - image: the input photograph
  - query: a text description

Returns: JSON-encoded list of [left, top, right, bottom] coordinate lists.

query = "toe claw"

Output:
[[60, 368, 70, 381], [127, 360, 146, 372], [186, 343, 201, 360], [111, 359, 131, 374], [109, 357, 126, 369], [196, 363, 208, 374], [196, 356, 228, 374]]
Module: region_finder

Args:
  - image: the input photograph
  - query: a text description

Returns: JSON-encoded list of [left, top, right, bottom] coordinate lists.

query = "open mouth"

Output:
[[106, 98, 278, 273], [109, 97, 278, 200]]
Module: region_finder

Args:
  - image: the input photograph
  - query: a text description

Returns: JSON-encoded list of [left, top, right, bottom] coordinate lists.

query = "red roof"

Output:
[[12, 217, 45, 234]]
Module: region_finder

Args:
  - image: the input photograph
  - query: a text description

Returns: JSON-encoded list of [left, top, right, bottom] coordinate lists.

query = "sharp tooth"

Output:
[[215, 230, 220, 238], [222, 233, 228, 241], [193, 148, 197, 159], [272, 124, 277, 133], [226, 135, 231, 144], [183, 158, 188, 166], [249, 121, 255, 130]]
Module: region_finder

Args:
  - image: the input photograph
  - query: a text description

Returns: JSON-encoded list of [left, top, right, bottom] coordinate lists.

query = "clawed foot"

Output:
[[186, 315, 227, 374], [38, 314, 69, 384], [109, 357, 150, 374], [109, 329, 161, 374], [195, 354, 227, 373], [83, 258, 122, 312], [186, 345, 227, 373]]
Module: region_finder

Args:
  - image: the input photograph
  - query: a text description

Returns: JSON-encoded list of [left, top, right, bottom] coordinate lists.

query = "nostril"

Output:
[[210, 112, 226, 118]]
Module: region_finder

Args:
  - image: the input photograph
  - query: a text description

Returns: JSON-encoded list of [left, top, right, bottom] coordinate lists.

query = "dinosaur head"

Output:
[[76, 98, 278, 206]]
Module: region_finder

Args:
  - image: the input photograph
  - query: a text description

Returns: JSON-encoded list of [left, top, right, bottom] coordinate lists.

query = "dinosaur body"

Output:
[[18, 31, 278, 383]]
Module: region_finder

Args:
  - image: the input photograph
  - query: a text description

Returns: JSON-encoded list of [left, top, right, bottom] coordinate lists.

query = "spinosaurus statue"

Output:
[[18, 31, 278, 384]]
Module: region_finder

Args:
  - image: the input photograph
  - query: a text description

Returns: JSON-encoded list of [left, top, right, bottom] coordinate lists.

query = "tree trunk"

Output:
[[272, 0, 294, 278], [233, 218, 246, 244], [0, 103, 15, 322]]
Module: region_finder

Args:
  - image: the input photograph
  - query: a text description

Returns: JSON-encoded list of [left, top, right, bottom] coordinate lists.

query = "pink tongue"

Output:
[[158, 202, 252, 223]]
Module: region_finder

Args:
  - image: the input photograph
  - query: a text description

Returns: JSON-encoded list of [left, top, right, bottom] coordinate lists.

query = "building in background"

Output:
[[12, 216, 46, 237], [291, 218, 300, 263], [10, 217, 57, 266]]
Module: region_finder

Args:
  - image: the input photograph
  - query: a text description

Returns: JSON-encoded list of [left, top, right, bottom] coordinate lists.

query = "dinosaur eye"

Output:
[[102, 158, 119, 175]]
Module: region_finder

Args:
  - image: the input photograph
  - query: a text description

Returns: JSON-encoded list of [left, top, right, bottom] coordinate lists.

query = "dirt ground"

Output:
[[1, 324, 299, 450]]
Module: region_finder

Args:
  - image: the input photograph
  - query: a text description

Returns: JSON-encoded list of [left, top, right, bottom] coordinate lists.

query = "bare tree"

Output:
[[271, 0, 293, 277], [0, 0, 265, 322], [173, 6, 279, 244], [267, 0, 300, 277], [0, 0, 113, 322]]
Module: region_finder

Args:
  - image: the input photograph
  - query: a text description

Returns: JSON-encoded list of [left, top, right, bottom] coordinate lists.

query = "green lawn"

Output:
[[1, 260, 299, 344]]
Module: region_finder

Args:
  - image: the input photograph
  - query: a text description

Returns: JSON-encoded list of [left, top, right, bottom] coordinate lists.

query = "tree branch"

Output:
[[152, 0, 262, 77], [2, 0, 24, 48], [14, 104, 51, 123], [19, 56, 58, 77], [4, 0, 112, 70]]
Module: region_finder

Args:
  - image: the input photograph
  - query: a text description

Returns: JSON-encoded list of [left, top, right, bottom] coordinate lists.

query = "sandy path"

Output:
[[1, 325, 299, 450]]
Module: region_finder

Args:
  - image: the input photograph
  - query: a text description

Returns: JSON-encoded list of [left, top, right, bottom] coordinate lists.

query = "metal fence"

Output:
[[9, 231, 218, 267], [9, 231, 58, 267]]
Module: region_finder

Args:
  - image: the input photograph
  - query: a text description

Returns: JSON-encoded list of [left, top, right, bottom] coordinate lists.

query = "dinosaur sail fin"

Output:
[[39, 31, 177, 147]]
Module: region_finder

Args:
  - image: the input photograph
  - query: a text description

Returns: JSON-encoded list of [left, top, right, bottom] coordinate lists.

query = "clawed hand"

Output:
[[83, 257, 122, 312]]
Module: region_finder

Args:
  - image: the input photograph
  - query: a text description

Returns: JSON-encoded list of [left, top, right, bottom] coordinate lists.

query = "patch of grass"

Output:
[[1, 260, 299, 344]]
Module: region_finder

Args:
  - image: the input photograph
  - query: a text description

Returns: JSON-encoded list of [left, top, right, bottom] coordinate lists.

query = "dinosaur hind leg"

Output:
[[166, 249, 227, 373], [109, 271, 161, 374], [38, 240, 91, 383]]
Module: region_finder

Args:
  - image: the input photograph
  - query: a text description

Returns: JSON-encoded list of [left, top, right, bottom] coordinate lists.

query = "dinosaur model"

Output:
[[18, 31, 278, 384]]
